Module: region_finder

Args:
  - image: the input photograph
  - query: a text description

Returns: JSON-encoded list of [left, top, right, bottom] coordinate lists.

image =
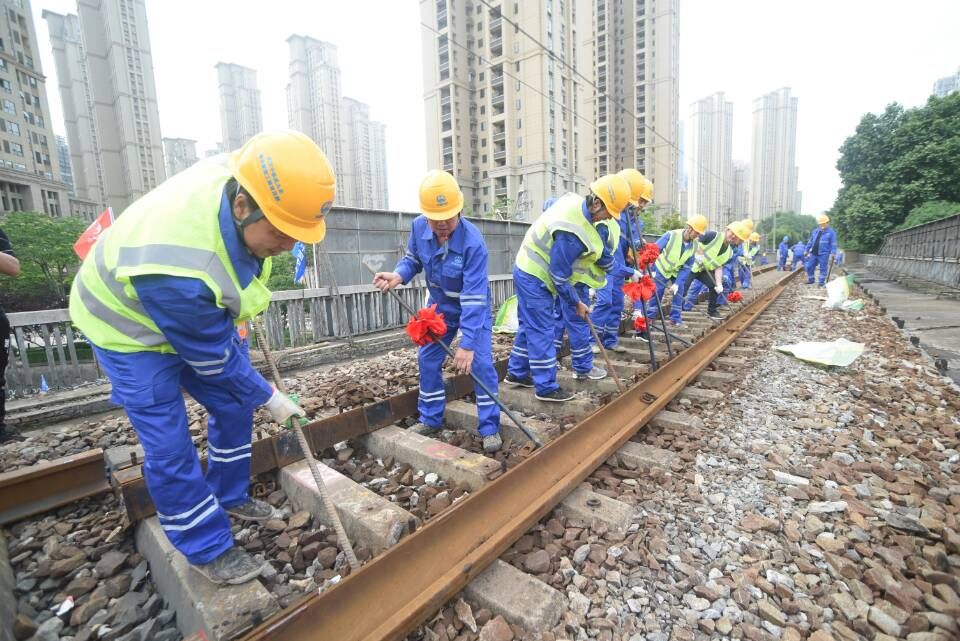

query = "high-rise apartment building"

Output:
[[750, 87, 800, 224], [933, 67, 959, 97], [46, 0, 165, 216], [0, 0, 74, 216], [216, 62, 262, 151], [731, 161, 748, 221], [591, 0, 680, 214], [55, 134, 73, 193], [421, 0, 592, 219], [341, 97, 388, 209], [286, 35, 388, 209], [162, 137, 198, 178], [687, 92, 733, 230]]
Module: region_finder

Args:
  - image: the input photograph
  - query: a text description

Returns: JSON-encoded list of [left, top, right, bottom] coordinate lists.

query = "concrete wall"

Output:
[[861, 254, 960, 289]]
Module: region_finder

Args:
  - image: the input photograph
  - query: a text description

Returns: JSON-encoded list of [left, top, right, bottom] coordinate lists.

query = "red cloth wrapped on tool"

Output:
[[636, 243, 661, 270], [406, 304, 447, 346], [726, 291, 743, 303], [622, 274, 656, 303], [633, 315, 648, 332]]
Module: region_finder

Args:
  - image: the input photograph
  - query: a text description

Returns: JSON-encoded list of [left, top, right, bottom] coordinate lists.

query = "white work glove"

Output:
[[714, 284, 724, 295], [669, 284, 679, 296], [629, 270, 642, 283], [264, 388, 306, 424]]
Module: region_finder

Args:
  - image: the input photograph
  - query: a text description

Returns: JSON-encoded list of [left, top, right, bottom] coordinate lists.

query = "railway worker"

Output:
[[69, 131, 332, 585], [777, 236, 790, 270], [0, 225, 18, 443], [506, 174, 631, 402], [739, 232, 761, 289], [804, 214, 837, 286], [640, 214, 707, 332], [590, 169, 648, 354], [790, 240, 806, 270], [373, 171, 502, 453], [681, 221, 750, 321]]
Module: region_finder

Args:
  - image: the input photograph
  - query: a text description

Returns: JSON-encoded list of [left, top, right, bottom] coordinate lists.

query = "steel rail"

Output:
[[0, 449, 110, 525], [240, 268, 799, 641]]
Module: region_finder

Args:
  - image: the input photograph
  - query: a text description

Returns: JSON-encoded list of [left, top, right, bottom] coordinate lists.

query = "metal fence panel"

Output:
[[879, 213, 960, 262]]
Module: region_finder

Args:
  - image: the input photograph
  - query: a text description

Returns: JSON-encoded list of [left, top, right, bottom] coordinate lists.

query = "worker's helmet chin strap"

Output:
[[232, 183, 266, 249]]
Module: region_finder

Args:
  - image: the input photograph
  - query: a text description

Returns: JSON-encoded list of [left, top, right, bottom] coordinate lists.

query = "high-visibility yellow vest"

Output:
[[692, 232, 732, 272], [653, 229, 696, 279], [515, 193, 606, 293], [69, 158, 273, 354], [567, 217, 620, 288]]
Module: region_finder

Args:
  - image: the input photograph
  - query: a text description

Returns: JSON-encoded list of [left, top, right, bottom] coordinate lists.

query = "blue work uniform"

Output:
[[508, 203, 614, 394], [804, 226, 837, 285], [644, 231, 695, 324], [93, 190, 274, 565], [790, 242, 806, 270], [777, 238, 790, 270], [394, 216, 499, 437], [683, 232, 736, 311], [835, 251, 844, 266], [553, 282, 592, 372], [591, 210, 642, 349]]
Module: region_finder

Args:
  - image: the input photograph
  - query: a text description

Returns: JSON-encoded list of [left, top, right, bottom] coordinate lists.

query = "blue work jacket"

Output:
[[806, 226, 837, 257], [395, 215, 491, 351]]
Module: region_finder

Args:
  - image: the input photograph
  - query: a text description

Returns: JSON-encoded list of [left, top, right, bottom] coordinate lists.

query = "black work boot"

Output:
[[192, 546, 265, 585], [225, 498, 275, 522]]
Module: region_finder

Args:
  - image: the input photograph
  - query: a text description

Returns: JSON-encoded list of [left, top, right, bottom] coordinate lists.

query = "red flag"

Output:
[[405, 304, 447, 346], [633, 315, 647, 332], [727, 291, 743, 303], [622, 275, 656, 303], [73, 208, 114, 260]]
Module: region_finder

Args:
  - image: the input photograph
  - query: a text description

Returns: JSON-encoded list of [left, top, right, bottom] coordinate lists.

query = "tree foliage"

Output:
[[895, 200, 960, 231], [265, 250, 304, 291], [757, 211, 818, 249], [0, 212, 88, 312], [831, 93, 960, 251]]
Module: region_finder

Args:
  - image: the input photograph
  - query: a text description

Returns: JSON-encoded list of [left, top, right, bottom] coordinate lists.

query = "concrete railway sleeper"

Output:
[[1, 267, 793, 641]]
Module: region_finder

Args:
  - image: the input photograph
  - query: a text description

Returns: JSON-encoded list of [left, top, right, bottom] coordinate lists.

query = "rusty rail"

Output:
[[0, 449, 111, 525], [239, 269, 799, 641]]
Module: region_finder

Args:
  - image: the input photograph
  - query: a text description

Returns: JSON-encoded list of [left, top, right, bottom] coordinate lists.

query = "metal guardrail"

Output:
[[878, 213, 960, 262], [3, 276, 516, 397]]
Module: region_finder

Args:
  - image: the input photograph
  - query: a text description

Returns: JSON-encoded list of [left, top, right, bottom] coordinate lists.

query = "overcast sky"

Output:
[[33, 0, 960, 215]]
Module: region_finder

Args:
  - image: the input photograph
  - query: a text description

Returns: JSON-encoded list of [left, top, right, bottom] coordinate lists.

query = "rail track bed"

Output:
[[3, 267, 959, 641]]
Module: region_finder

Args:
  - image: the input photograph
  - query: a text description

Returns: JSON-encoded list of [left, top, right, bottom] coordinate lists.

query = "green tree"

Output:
[[895, 200, 960, 230], [265, 249, 304, 291], [831, 93, 960, 251], [0, 212, 88, 311], [489, 196, 515, 220], [757, 212, 818, 249]]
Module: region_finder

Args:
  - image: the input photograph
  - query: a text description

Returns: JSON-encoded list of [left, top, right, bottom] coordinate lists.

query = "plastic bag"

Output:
[[493, 295, 519, 334], [774, 338, 865, 367]]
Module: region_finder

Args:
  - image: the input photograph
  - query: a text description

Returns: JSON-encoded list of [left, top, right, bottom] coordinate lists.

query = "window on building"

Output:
[[7, 121, 18, 135], [10, 142, 23, 156], [2, 99, 14, 113], [0, 79, 10, 93]]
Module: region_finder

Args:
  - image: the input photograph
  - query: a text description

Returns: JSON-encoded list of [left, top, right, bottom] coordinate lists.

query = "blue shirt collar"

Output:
[[420, 215, 466, 254], [219, 187, 263, 287], [581, 201, 591, 221]]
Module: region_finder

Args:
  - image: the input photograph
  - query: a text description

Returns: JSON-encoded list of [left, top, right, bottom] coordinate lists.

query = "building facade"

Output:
[[46, 0, 165, 216], [55, 134, 73, 193], [687, 92, 733, 230], [590, 0, 680, 214], [341, 97, 388, 209], [420, 0, 593, 219], [0, 0, 74, 217], [731, 161, 748, 221], [749, 87, 800, 224], [215, 62, 262, 151], [933, 67, 959, 97], [162, 137, 198, 178]]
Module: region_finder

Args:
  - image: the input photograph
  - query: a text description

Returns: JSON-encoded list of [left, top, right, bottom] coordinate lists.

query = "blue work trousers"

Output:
[[94, 341, 258, 565], [590, 274, 624, 349], [805, 253, 830, 285], [417, 324, 500, 437], [643, 268, 682, 324], [507, 268, 560, 395], [686, 267, 734, 310], [554, 283, 594, 373], [778, 252, 788, 270], [738, 263, 752, 289], [791, 255, 804, 270]]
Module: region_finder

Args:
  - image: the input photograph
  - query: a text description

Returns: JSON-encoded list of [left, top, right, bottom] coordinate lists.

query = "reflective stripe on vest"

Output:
[[653, 229, 694, 278], [695, 233, 732, 272]]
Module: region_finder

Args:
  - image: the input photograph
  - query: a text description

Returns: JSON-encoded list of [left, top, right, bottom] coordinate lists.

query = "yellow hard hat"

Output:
[[750, 232, 760, 242], [419, 170, 464, 220], [686, 214, 707, 235], [228, 130, 336, 244], [639, 177, 654, 202], [741, 218, 755, 233], [817, 214, 830, 225], [616, 168, 645, 206], [590, 174, 631, 219], [727, 221, 750, 241]]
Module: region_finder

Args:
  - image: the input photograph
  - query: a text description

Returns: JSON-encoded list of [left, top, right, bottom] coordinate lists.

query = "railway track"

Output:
[[1, 266, 795, 641]]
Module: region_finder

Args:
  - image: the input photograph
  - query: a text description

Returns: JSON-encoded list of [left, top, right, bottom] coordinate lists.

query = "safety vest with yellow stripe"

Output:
[[68, 158, 273, 354], [515, 193, 606, 293], [568, 217, 620, 288], [653, 229, 696, 279], [692, 232, 732, 273]]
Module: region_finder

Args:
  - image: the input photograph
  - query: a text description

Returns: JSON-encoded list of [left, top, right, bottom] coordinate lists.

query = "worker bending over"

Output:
[[640, 214, 706, 332], [590, 169, 648, 353], [804, 214, 837, 286], [373, 171, 502, 452], [790, 240, 806, 270], [682, 221, 750, 321], [777, 236, 790, 270], [738, 232, 760, 289], [69, 131, 331, 585], [506, 175, 630, 402]]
